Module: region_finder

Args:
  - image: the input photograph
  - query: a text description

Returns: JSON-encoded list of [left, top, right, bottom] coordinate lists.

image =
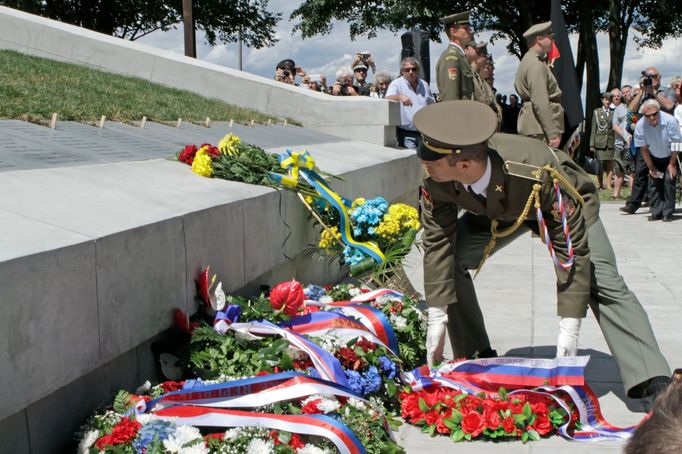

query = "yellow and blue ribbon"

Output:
[[269, 150, 386, 264]]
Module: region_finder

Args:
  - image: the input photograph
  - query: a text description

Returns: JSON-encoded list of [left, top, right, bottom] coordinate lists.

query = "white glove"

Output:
[[426, 306, 449, 367], [556, 317, 582, 357]]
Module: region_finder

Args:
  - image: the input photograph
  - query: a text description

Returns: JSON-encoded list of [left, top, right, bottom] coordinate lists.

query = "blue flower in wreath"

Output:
[[345, 369, 364, 395], [304, 284, 326, 301], [378, 356, 397, 380], [182, 378, 205, 390], [133, 419, 175, 453], [350, 197, 388, 237], [343, 245, 368, 266], [362, 366, 382, 395]]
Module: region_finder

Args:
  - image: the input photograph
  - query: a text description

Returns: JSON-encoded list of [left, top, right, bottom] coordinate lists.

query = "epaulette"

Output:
[[503, 161, 544, 182]]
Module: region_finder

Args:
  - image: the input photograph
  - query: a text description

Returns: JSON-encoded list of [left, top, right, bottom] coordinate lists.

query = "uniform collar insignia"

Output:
[[495, 185, 503, 192]]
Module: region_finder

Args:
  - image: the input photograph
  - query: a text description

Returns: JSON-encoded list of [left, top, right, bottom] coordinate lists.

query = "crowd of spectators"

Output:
[[271, 57, 682, 190]]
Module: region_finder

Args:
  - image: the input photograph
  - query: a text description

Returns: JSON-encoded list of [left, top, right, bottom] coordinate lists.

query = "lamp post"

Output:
[[183, 0, 196, 58]]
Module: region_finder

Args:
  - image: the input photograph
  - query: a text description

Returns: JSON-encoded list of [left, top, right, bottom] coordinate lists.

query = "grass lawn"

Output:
[[0, 50, 284, 126]]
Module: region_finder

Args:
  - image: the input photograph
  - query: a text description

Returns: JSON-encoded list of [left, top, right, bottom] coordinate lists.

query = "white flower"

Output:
[[163, 425, 203, 452], [223, 427, 243, 441], [178, 444, 210, 454], [284, 345, 307, 360], [347, 397, 367, 411], [390, 315, 407, 330], [348, 287, 362, 297], [298, 445, 333, 454], [78, 430, 99, 454], [210, 281, 226, 311], [319, 295, 333, 304], [136, 380, 152, 394], [246, 438, 274, 454], [301, 395, 340, 413]]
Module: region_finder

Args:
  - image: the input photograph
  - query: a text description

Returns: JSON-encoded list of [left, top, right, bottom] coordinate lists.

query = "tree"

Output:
[[0, 0, 281, 48]]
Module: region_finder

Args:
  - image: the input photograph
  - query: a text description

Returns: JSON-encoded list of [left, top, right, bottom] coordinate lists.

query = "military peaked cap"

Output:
[[522, 21, 553, 40], [413, 100, 498, 161], [601, 91, 612, 99], [440, 11, 471, 26]]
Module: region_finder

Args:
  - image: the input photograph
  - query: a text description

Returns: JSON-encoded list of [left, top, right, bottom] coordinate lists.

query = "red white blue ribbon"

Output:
[[281, 311, 398, 355], [226, 321, 350, 388], [145, 372, 361, 412], [155, 406, 367, 454], [536, 181, 575, 270], [315, 304, 399, 355], [406, 356, 636, 441], [349, 288, 403, 302]]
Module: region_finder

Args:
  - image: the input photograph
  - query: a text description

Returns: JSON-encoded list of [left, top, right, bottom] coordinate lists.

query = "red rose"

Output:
[[502, 416, 516, 434], [461, 411, 484, 437], [269, 279, 305, 316], [530, 413, 553, 436], [484, 408, 501, 429]]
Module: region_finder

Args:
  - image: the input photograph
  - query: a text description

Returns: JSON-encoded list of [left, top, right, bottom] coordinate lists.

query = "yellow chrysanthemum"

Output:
[[218, 133, 241, 156], [351, 198, 366, 210], [318, 226, 341, 250], [375, 203, 420, 240], [191, 148, 214, 177]]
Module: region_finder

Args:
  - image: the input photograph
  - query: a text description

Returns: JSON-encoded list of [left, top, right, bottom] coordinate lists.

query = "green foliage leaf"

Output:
[[418, 397, 429, 413]]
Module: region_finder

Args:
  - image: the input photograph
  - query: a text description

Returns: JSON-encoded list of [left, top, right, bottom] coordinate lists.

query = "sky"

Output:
[[138, 0, 682, 105]]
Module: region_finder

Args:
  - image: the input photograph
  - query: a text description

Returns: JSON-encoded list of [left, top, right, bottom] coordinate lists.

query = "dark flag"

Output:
[[550, 0, 584, 149]]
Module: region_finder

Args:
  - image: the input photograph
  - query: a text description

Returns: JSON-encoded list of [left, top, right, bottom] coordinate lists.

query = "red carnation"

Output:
[[269, 279, 305, 317], [178, 145, 198, 164], [160, 380, 184, 393], [289, 433, 305, 449], [95, 416, 141, 449], [461, 411, 484, 437], [302, 399, 323, 414], [355, 338, 377, 352]]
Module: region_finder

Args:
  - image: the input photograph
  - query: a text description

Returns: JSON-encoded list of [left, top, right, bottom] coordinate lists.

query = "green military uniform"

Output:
[[436, 11, 475, 101], [414, 100, 670, 397], [590, 106, 615, 161], [514, 22, 564, 141], [436, 43, 475, 101]]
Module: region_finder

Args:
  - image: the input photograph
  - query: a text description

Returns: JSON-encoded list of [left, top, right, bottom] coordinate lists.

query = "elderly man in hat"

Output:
[[436, 11, 475, 102], [515, 21, 564, 148], [417, 99, 671, 401]]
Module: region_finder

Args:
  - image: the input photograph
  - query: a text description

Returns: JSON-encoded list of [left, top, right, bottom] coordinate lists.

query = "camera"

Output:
[[641, 71, 654, 87], [283, 70, 290, 78]]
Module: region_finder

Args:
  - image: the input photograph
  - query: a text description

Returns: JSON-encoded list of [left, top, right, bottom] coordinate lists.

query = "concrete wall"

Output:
[[0, 6, 400, 146], [0, 143, 421, 452]]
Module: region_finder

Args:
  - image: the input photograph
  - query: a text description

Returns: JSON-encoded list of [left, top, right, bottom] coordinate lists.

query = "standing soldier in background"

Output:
[[590, 92, 616, 191], [515, 21, 564, 148], [465, 40, 502, 127], [436, 11, 475, 101]]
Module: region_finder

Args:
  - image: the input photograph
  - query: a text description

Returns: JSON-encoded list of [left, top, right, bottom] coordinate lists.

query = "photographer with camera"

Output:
[[274, 59, 307, 86], [330, 69, 359, 96], [628, 67, 676, 114]]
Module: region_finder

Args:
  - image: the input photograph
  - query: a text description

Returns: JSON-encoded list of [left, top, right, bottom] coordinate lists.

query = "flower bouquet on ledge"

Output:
[[174, 135, 420, 295]]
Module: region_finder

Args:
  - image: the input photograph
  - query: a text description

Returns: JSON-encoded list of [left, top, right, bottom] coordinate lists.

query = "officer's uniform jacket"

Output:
[[436, 43, 475, 101], [514, 47, 564, 139], [589, 107, 615, 150], [421, 133, 600, 318], [472, 72, 503, 128]]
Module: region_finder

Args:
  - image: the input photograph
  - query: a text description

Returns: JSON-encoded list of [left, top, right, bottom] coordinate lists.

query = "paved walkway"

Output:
[[399, 203, 682, 453]]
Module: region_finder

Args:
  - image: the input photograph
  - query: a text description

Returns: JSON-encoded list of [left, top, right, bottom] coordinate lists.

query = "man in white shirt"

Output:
[[634, 99, 682, 221], [385, 57, 435, 148]]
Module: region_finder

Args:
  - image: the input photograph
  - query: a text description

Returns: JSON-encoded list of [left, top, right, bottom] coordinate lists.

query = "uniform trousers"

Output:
[[446, 211, 670, 395]]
